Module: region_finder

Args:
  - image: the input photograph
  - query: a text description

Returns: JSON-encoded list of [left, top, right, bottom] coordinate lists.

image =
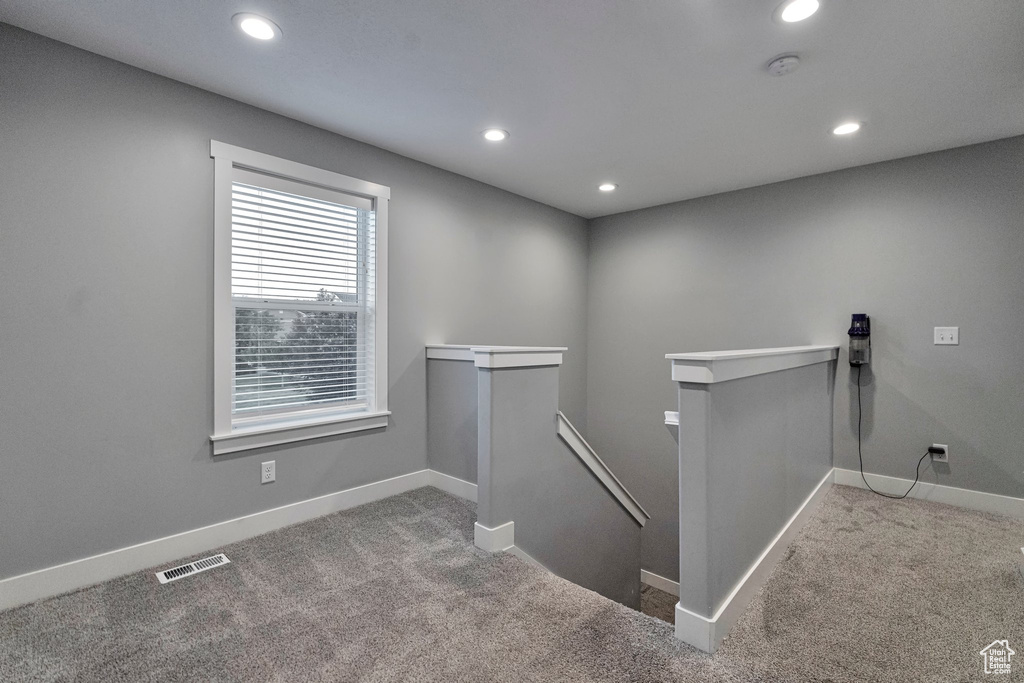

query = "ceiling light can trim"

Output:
[[232, 13, 282, 41], [598, 183, 617, 192], [773, 0, 820, 24], [832, 121, 862, 136], [482, 128, 509, 142]]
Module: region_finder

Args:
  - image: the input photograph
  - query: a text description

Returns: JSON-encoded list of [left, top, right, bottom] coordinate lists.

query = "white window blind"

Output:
[[230, 171, 377, 424]]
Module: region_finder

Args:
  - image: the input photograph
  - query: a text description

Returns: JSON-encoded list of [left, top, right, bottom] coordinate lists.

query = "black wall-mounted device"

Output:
[[848, 313, 870, 366]]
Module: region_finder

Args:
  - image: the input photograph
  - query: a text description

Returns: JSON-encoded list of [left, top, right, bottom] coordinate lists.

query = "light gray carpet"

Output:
[[1, 484, 1022, 681]]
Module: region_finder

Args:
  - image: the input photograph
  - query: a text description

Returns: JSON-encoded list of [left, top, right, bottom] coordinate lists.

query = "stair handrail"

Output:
[[555, 411, 651, 526]]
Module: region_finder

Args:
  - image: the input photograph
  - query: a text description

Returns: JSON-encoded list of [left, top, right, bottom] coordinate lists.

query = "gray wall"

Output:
[[4, 22, 1021, 594], [0, 25, 589, 581], [478, 366, 641, 608], [677, 360, 834, 616], [587, 136, 1024, 580], [426, 359, 479, 482]]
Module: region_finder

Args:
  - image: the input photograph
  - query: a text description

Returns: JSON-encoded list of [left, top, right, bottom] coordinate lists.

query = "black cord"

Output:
[[856, 364, 930, 499]]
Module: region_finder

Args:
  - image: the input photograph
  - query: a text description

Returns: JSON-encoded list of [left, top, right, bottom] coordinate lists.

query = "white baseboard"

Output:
[[474, 520, 515, 552], [641, 569, 680, 597], [834, 468, 1024, 520], [675, 468, 834, 653], [427, 470, 478, 502], [507, 544, 550, 572], [0, 468, 480, 612], [470, 520, 546, 572]]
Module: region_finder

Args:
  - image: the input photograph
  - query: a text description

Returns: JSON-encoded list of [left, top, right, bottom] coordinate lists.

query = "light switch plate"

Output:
[[934, 327, 959, 345]]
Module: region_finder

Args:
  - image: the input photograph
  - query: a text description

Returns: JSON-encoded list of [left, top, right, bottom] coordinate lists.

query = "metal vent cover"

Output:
[[156, 553, 231, 584]]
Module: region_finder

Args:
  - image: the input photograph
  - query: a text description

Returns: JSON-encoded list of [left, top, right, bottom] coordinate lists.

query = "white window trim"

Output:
[[210, 140, 390, 455]]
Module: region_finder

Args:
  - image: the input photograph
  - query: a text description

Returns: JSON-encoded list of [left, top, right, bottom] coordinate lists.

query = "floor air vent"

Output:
[[156, 553, 231, 584]]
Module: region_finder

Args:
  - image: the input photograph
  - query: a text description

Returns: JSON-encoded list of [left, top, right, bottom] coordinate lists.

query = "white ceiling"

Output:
[[3, 1, 1023, 218]]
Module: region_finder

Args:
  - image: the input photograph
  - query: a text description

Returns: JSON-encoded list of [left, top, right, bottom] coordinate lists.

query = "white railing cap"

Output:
[[668, 345, 838, 384], [426, 344, 567, 368]]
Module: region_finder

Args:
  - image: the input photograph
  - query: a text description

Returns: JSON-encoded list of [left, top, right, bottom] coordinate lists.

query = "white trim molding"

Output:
[[210, 140, 391, 199], [209, 140, 390, 455], [675, 468, 834, 653], [211, 411, 390, 456], [473, 346, 566, 369], [665, 411, 680, 441], [667, 345, 838, 384], [427, 470, 478, 503], [508, 545, 550, 572], [474, 520, 515, 552], [468, 515, 547, 572], [556, 411, 650, 527], [641, 569, 680, 597], [425, 345, 567, 369], [834, 468, 1024, 520], [0, 470, 437, 612], [425, 345, 478, 362]]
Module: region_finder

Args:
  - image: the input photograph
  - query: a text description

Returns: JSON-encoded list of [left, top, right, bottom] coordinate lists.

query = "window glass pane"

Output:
[[229, 178, 375, 421], [231, 182, 372, 303], [233, 306, 365, 415]]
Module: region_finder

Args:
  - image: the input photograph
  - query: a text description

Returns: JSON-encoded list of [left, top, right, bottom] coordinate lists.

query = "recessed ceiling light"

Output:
[[776, 0, 820, 23], [598, 183, 617, 192], [832, 121, 861, 136], [232, 13, 281, 41], [482, 129, 509, 142]]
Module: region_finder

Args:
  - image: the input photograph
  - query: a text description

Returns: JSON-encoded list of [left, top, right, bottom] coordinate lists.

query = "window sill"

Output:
[[210, 410, 390, 455]]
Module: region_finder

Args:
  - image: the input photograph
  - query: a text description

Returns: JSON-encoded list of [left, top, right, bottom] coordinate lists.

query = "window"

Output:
[[210, 141, 389, 454]]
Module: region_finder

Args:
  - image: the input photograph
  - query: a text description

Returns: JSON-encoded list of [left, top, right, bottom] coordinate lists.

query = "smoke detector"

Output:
[[766, 54, 801, 77]]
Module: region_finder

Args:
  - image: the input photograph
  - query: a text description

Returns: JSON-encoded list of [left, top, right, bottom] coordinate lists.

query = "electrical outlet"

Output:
[[930, 444, 949, 463], [261, 460, 276, 484], [934, 327, 959, 345]]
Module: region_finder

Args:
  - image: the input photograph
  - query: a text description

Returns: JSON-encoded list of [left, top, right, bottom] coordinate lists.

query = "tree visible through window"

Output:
[[234, 290, 360, 413]]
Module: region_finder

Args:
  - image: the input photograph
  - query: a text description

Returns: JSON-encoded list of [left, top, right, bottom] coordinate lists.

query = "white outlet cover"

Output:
[[934, 327, 959, 345], [261, 460, 275, 484]]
